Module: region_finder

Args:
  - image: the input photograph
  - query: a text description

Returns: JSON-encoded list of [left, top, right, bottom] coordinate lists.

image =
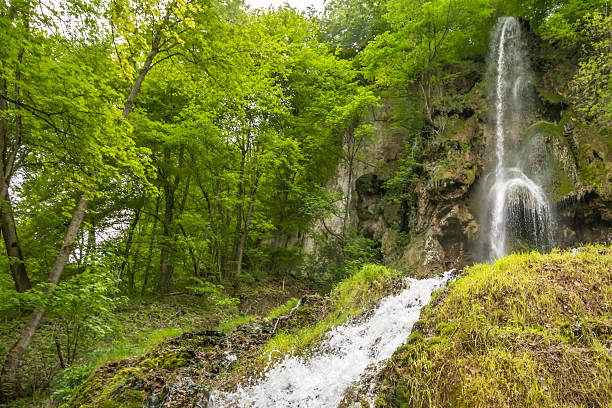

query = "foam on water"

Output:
[[210, 272, 453, 408]]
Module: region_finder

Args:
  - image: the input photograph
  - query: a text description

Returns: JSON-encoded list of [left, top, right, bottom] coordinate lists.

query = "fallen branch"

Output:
[[272, 297, 303, 334], [165, 291, 187, 296]]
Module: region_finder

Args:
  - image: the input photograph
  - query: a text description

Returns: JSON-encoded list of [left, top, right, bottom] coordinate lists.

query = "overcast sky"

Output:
[[247, 0, 326, 12]]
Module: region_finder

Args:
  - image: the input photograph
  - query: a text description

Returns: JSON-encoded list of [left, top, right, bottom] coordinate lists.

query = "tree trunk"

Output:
[[419, 76, 435, 127], [122, 34, 160, 118], [0, 38, 29, 292], [234, 192, 255, 276], [116, 207, 141, 285], [195, 242, 207, 277], [234, 169, 259, 276], [54, 335, 66, 369], [0, 196, 89, 399], [157, 148, 184, 293], [230, 159, 245, 267], [85, 224, 96, 263], [157, 190, 175, 291], [127, 223, 144, 294], [0, 188, 30, 292], [141, 197, 160, 296]]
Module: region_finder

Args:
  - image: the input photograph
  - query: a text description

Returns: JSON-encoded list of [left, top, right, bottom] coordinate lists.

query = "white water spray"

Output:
[[486, 17, 554, 260], [210, 272, 453, 407]]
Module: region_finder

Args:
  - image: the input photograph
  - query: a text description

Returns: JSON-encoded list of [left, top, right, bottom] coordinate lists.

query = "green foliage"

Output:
[[569, 12, 611, 131], [331, 264, 399, 313], [384, 148, 423, 205], [0, 274, 19, 317], [25, 264, 123, 368], [53, 364, 94, 404], [266, 297, 300, 320], [536, 0, 609, 45], [360, 0, 494, 128], [218, 315, 258, 333], [303, 233, 382, 289], [343, 235, 382, 273], [361, 0, 494, 88], [90, 327, 184, 369], [245, 246, 303, 279], [185, 278, 239, 314], [319, 0, 388, 53]]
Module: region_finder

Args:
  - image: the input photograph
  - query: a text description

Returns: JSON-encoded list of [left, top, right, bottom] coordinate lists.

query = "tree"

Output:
[[1, 2, 382, 396], [319, 0, 388, 53], [0, 0, 226, 393], [0, 0, 34, 292], [569, 11, 611, 131], [361, 0, 493, 127]]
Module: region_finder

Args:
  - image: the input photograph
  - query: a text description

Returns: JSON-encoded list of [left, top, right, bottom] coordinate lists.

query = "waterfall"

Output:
[[485, 17, 554, 260], [210, 272, 453, 407]]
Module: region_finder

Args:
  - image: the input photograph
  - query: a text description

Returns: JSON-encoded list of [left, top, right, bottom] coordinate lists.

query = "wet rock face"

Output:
[[349, 104, 484, 275], [342, 29, 611, 272], [557, 190, 612, 246]]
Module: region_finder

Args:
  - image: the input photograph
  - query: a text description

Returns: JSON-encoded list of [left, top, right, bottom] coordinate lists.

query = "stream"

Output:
[[210, 271, 453, 407]]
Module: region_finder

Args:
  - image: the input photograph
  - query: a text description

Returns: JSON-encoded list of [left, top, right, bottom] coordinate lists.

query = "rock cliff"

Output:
[[320, 21, 610, 275]]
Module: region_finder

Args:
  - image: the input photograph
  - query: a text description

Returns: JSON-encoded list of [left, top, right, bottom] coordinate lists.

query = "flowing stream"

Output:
[[210, 272, 453, 407], [485, 17, 554, 260]]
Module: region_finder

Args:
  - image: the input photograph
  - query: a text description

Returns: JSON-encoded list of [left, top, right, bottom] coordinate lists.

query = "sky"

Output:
[[247, 0, 326, 12]]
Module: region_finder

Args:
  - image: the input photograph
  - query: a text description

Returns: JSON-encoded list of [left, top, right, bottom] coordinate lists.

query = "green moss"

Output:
[[376, 245, 612, 408], [163, 350, 192, 370], [563, 121, 612, 196], [217, 314, 257, 333], [406, 331, 424, 345], [525, 120, 563, 139], [138, 349, 192, 371], [62, 374, 104, 408], [96, 402, 122, 408], [99, 375, 127, 399], [550, 156, 575, 198], [63, 347, 194, 407], [121, 390, 145, 407], [267, 297, 300, 320], [375, 397, 389, 408]]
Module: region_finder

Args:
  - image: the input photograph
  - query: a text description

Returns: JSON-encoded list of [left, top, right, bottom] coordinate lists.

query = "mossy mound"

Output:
[[62, 332, 222, 408], [373, 245, 611, 408]]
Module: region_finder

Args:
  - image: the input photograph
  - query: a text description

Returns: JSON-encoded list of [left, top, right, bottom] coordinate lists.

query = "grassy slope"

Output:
[[374, 245, 611, 408]]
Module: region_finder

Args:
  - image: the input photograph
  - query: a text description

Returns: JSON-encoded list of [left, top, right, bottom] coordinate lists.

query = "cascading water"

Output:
[[210, 272, 453, 407], [485, 17, 554, 260]]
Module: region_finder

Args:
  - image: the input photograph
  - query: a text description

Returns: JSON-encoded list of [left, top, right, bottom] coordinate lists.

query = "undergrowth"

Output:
[[375, 245, 611, 408]]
